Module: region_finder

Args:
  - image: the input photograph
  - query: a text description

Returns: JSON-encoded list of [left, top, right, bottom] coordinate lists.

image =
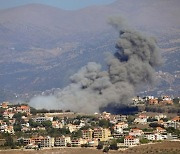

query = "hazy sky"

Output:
[[0, 0, 116, 10]]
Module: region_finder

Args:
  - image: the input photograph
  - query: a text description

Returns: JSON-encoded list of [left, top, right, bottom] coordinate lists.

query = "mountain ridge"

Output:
[[0, 0, 179, 100]]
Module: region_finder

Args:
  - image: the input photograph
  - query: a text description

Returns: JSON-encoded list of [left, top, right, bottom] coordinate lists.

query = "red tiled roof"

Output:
[[125, 135, 134, 140], [172, 116, 180, 121], [20, 105, 30, 109]]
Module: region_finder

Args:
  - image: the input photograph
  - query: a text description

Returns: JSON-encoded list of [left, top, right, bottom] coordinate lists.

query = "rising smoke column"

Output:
[[29, 18, 162, 113]]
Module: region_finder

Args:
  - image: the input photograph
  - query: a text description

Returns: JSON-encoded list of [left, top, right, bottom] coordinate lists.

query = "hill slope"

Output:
[[0, 0, 179, 100]]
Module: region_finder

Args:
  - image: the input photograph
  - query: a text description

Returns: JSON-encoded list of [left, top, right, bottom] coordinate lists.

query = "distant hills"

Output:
[[0, 0, 179, 101]]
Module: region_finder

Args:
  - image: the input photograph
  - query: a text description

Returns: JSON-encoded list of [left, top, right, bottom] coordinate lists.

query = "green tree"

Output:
[[13, 123, 22, 132], [4, 135, 15, 148], [67, 143, 71, 147], [13, 112, 27, 119], [160, 118, 169, 122], [47, 127, 70, 137], [3, 119, 10, 125], [149, 123, 163, 128], [30, 107, 37, 115], [99, 119, 110, 128], [17, 138, 25, 146], [73, 120, 80, 125], [13, 112, 26, 123], [91, 121, 98, 127], [147, 117, 158, 122], [127, 115, 135, 124], [142, 128, 153, 132], [80, 125, 91, 130], [166, 127, 180, 137], [109, 140, 118, 150], [53, 116, 60, 121], [103, 146, 109, 153], [29, 119, 41, 128], [97, 141, 103, 150], [0, 114, 3, 120], [116, 137, 124, 143], [0, 108, 5, 114], [71, 130, 82, 138], [140, 138, 149, 144], [173, 98, 180, 104], [41, 120, 52, 128]]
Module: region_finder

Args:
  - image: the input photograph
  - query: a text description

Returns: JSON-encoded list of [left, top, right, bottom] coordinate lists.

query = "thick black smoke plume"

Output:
[[29, 18, 162, 113]]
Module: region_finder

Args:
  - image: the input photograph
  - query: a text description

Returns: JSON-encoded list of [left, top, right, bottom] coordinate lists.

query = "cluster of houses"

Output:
[[0, 102, 30, 118], [0, 101, 180, 149], [0, 102, 31, 134], [132, 95, 175, 105], [18, 128, 111, 149]]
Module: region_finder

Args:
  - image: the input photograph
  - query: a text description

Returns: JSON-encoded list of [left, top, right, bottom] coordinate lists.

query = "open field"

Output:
[[0, 141, 180, 154], [0, 148, 106, 154], [123, 141, 180, 154]]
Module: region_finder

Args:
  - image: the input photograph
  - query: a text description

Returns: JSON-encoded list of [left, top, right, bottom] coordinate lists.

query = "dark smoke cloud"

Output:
[[29, 17, 162, 113]]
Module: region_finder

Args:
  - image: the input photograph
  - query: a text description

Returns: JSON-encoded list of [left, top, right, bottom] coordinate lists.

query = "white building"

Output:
[[155, 114, 167, 121], [113, 122, 128, 133], [124, 136, 139, 146], [34, 117, 53, 123], [115, 115, 127, 122], [134, 114, 148, 124], [3, 111, 14, 119], [52, 121, 63, 129], [164, 120, 179, 129], [145, 133, 167, 141], [129, 128, 144, 137], [79, 120, 85, 128], [67, 124, 81, 133]]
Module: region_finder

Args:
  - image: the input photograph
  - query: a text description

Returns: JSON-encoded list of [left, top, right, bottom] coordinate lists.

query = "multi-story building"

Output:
[[129, 128, 144, 137], [16, 105, 30, 115], [54, 136, 71, 147], [71, 138, 87, 147], [164, 120, 179, 129], [145, 133, 167, 141], [134, 114, 148, 124], [115, 115, 127, 122], [148, 99, 158, 105], [124, 135, 139, 146], [112, 132, 124, 139], [101, 112, 111, 120], [31, 136, 43, 145], [40, 136, 54, 148], [82, 128, 93, 140], [3, 111, 14, 119], [17, 138, 32, 145], [34, 117, 47, 123], [34, 117, 53, 123], [93, 128, 111, 141], [67, 124, 81, 133], [0, 102, 9, 108], [52, 121, 63, 129], [156, 127, 166, 134], [113, 122, 128, 133]]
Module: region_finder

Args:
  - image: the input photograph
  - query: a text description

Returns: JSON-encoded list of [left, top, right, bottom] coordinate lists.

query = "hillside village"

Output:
[[0, 96, 179, 152]]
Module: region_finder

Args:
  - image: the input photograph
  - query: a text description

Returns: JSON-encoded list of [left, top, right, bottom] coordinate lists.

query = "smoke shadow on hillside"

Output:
[[99, 103, 138, 115]]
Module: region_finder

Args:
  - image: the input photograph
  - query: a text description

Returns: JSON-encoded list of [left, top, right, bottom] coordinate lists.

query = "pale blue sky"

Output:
[[0, 0, 116, 10]]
